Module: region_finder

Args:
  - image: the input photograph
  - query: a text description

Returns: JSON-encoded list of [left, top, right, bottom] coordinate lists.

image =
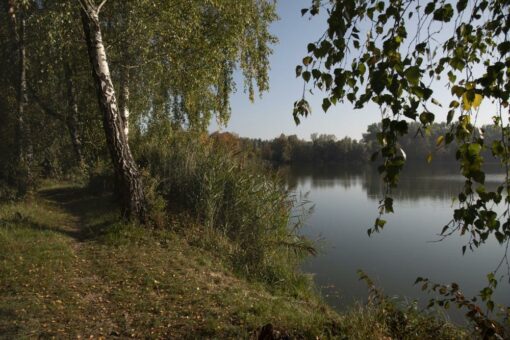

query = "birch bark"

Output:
[[80, 2, 146, 222]]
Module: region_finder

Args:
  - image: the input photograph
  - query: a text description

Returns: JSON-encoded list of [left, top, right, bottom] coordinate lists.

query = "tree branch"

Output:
[[97, 0, 108, 14]]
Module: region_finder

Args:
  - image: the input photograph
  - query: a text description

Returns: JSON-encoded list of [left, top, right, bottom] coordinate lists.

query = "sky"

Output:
[[209, 0, 495, 141], [209, 0, 382, 141]]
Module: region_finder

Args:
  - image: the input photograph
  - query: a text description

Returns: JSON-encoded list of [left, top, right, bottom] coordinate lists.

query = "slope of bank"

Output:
[[0, 184, 465, 339]]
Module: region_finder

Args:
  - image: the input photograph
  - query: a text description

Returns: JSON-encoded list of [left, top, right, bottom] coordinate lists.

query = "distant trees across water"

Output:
[[213, 122, 502, 165]]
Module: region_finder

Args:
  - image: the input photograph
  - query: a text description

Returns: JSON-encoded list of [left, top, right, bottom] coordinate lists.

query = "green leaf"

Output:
[[449, 100, 460, 108], [322, 98, 331, 112], [303, 56, 313, 66], [451, 85, 465, 97], [498, 41, 510, 55], [374, 218, 386, 229], [416, 43, 427, 53], [445, 132, 454, 144], [370, 69, 386, 94], [456, 0, 468, 12], [311, 69, 322, 80], [295, 65, 303, 77], [358, 63, 366, 76], [384, 197, 394, 213], [424, 2, 435, 15], [404, 66, 421, 86], [491, 140, 504, 156], [447, 71, 457, 83], [419, 111, 435, 125], [468, 143, 482, 156], [446, 110, 455, 124], [302, 71, 311, 82], [433, 4, 454, 22], [472, 171, 485, 184]]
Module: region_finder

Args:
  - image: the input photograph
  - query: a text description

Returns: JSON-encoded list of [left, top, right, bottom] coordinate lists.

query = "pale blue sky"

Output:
[[209, 0, 494, 141], [209, 0, 381, 140]]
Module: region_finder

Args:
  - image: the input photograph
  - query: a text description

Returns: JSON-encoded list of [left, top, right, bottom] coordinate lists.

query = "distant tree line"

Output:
[[252, 133, 367, 164], [213, 122, 502, 165]]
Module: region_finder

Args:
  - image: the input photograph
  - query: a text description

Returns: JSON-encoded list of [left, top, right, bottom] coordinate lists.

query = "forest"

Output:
[[233, 122, 503, 165], [1, 0, 510, 339]]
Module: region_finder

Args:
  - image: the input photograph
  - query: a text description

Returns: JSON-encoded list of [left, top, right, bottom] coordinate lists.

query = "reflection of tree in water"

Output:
[[283, 163, 506, 202], [365, 163, 507, 202], [282, 163, 367, 191], [363, 167, 463, 202]]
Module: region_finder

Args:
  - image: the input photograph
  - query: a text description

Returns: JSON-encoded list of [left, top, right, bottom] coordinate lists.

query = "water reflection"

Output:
[[284, 163, 506, 201], [284, 163, 510, 325]]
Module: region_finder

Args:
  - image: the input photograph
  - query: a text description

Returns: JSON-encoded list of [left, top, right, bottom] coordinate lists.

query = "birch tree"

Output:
[[78, 0, 146, 222], [76, 0, 277, 221]]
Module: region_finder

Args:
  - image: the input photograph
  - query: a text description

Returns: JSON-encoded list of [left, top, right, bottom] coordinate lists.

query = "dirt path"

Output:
[[30, 187, 119, 336], [38, 186, 116, 242]]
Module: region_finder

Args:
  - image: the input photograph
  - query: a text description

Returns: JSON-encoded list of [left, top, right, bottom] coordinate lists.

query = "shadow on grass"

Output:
[[6, 186, 122, 242], [0, 308, 20, 336], [0, 213, 84, 241]]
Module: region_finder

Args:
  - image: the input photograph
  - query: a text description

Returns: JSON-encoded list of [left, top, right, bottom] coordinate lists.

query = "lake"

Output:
[[284, 163, 510, 324]]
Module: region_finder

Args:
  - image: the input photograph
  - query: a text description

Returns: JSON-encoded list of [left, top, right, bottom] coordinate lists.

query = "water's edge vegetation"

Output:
[[0, 132, 467, 339], [0, 184, 465, 339], [2, 0, 509, 337]]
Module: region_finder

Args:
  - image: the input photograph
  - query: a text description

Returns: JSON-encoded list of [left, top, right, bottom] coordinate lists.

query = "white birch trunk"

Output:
[[79, 1, 146, 222]]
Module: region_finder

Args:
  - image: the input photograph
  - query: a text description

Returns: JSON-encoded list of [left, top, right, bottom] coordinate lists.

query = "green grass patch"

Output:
[[0, 186, 342, 338], [0, 185, 468, 338]]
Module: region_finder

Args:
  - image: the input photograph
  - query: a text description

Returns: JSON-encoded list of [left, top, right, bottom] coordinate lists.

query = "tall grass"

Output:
[[138, 131, 315, 292]]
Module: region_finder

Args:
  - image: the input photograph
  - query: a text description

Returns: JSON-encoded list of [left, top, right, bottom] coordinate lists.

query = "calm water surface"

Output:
[[284, 164, 510, 324]]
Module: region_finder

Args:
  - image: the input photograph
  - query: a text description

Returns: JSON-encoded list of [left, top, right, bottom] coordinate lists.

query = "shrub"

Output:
[[138, 131, 315, 291], [347, 271, 467, 339], [0, 163, 33, 202]]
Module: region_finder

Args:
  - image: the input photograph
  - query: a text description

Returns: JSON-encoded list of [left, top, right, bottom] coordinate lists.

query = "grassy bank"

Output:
[[0, 184, 466, 339]]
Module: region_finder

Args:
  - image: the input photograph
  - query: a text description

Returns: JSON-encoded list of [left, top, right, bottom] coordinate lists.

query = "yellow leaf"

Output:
[[462, 92, 483, 110], [436, 135, 445, 147], [427, 152, 433, 164], [472, 93, 483, 109]]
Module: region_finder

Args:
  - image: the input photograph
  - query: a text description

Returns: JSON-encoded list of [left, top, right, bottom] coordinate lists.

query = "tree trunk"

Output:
[[6, 1, 33, 186], [63, 62, 85, 167], [119, 70, 130, 141], [80, 4, 146, 222]]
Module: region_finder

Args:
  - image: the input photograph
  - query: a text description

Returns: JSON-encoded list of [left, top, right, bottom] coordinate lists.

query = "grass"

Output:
[[0, 183, 468, 339], [0, 185, 342, 338]]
